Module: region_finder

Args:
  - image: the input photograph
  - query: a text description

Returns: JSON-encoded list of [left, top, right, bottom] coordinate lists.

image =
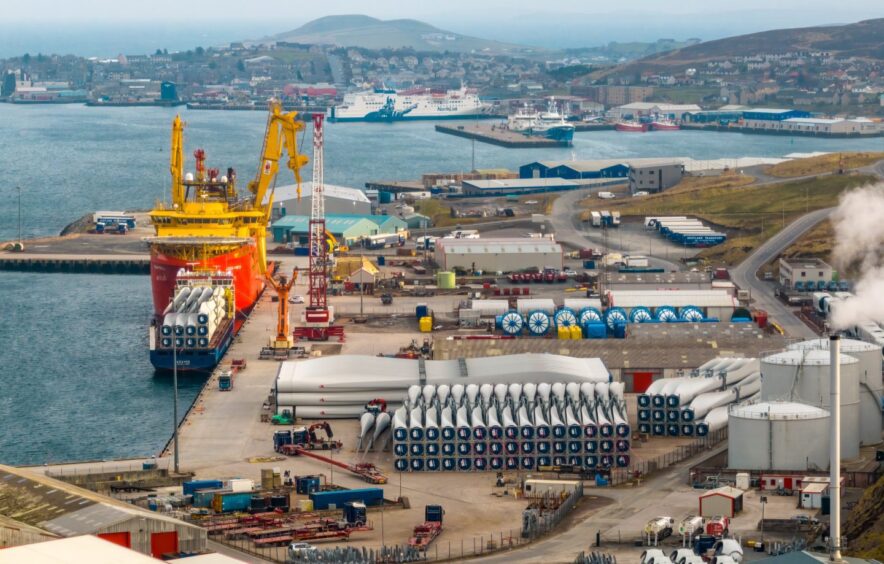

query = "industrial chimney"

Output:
[[829, 334, 843, 562]]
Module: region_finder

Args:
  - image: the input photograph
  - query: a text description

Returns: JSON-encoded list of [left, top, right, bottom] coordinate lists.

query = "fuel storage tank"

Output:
[[760, 349, 860, 459], [728, 401, 830, 471], [787, 338, 882, 446]]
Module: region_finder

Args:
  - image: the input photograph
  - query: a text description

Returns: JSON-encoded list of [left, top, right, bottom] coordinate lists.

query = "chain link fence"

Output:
[[608, 428, 728, 486]]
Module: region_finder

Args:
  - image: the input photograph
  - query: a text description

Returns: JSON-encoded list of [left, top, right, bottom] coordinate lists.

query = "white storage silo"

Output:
[[728, 401, 830, 471], [787, 338, 882, 446], [761, 349, 861, 458]]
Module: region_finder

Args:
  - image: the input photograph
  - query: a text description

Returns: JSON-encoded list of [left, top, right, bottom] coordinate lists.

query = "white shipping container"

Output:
[[227, 478, 254, 492]]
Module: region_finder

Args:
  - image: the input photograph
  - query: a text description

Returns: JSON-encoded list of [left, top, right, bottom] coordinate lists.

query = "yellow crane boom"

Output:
[[169, 115, 185, 207]]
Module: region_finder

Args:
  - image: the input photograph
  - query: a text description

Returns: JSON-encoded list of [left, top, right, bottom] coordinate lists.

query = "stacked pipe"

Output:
[[391, 381, 631, 472], [636, 358, 761, 437], [160, 284, 228, 349]]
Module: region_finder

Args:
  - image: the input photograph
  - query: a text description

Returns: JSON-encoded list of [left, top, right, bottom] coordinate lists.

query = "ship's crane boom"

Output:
[[246, 100, 309, 273], [265, 268, 298, 350], [169, 115, 185, 207]]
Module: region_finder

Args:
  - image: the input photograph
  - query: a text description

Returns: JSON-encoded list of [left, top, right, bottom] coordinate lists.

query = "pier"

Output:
[[435, 123, 569, 147], [0, 253, 150, 274]]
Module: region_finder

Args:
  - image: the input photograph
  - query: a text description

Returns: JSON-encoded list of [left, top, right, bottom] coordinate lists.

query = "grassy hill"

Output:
[[266, 15, 533, 53], [590, 18, 883, 80]]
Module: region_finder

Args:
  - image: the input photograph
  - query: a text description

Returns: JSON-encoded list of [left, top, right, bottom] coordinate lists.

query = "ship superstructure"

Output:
[[329, 86, 487, 122], [506, 100, 575, 144]]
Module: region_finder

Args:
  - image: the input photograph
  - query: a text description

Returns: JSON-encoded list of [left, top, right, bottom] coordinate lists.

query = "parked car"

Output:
[[288, 295, 305, 304], [563, 269, 578, 277], [289, 542, 317, 558], [633, 191, 650, 197]]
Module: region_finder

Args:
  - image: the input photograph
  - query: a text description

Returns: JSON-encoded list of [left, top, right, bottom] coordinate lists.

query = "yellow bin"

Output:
[[437, 271, 456, 289], [570, 325, 583, 339], [420, 316, 433, 332], [557, 326, 571, 340], [298, 499, 314, 512]]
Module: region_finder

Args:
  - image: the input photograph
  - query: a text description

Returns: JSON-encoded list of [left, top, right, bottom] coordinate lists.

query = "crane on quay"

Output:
[[295, 113, 344, 342]]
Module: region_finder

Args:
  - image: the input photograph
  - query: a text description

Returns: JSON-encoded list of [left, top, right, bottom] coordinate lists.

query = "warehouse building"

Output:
[[611, 102, 701, 120], [778, 257, 833, 289], [699, 486, 744, 518], [461, 177, 580, 196], [434, 237, 563, 273], [0, 465, 206, 557], [271, 214, 407, 245], [520, 160, 629, 180], [628, 160, 684, 194], [267, 182, 371, 221]]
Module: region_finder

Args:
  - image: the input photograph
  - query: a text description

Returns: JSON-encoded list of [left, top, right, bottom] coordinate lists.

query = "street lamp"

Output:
[[172, 340, 180, 474], [760, 495, 767, 549]]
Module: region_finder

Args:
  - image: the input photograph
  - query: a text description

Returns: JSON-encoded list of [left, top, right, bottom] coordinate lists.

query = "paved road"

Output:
[[549, 189, 684, 272], [730, 209, 834, 339], [472, 443, 728, 563]]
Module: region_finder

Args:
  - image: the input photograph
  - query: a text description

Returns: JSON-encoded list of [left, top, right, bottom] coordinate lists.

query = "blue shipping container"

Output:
[[310, 488, 384, 510], [214, 491, 254, 513], [183, 480, 224, 496], [415, 304, 429, 319]]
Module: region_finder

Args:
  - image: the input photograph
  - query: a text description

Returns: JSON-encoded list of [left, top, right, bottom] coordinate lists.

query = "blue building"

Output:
[[741, 108, 811, 121], [520, 160, 629, 180]]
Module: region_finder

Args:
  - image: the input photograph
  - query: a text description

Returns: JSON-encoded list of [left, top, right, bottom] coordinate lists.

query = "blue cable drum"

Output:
[[554, 307, 578, 328], [578, 307, 602, 326], [679, 306, 704, 322], [629, 306, 653, 323], [494, 315, 504, 330], [499, 311, 524, 335], [655, 306, 678, 323], [604, 307, 628, 330], [526, 310, 551, 336]]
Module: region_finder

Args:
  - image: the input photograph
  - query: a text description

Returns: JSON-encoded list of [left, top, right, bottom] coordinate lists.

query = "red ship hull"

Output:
[[149, 243, 263, 316], [651, 122, 680, 131], [615, 122, 648, 132]]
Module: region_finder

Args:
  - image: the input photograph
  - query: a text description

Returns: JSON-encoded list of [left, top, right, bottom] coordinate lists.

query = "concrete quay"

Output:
[[436, 123, 568, 147]]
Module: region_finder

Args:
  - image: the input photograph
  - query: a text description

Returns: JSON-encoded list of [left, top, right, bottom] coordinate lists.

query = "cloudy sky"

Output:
[[1, 0, 880, 57]]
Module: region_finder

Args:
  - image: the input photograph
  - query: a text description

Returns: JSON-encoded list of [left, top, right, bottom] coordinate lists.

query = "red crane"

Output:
[[296, 113, 344, 342]]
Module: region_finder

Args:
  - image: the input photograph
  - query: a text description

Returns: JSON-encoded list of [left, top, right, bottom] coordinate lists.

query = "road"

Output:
[[472, 443, 728, 563], [549, 188, 684, 272]]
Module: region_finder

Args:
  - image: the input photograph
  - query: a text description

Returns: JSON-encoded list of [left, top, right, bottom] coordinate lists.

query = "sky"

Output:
[[0, 0, 881, 56]]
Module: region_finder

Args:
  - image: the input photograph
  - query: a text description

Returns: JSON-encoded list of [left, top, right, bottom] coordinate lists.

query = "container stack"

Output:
[[160, 282, 229, 349], [392, 381, 631, 472], [636, 358, 761, 437]]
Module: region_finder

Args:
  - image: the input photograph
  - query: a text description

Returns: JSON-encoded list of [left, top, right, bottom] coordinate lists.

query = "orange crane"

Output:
[[266, 268, 298, 350]]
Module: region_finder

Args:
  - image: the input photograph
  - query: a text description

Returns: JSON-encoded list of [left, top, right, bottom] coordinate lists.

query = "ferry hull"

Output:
[[328, 112, 495, 123], [615, 123, 649, 132], [149, 244, 262, 316]]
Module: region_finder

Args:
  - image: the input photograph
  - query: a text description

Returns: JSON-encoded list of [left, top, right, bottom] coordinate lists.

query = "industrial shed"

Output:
[[607, 289, 739, 320], [520, 160, 629, 180], [0, 465, 206, 558], [699, 486, 744, 518], [0, 535, 159, 563], [461, 178, 579, 196], [434, 238, 563, 273], [271, 214, 407, 245], [266, 182, 371, 220]]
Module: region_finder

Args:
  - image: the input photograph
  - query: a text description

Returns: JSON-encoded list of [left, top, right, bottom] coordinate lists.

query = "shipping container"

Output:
[[183, 480, 224, 496], [193, 488, 228, 508], [309, 488, 384, 510], [212, 491, 254, 513]]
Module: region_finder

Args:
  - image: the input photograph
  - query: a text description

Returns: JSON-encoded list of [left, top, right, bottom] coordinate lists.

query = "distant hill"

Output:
[[591, 18, 883, 79], [263, 15, 533, 53]]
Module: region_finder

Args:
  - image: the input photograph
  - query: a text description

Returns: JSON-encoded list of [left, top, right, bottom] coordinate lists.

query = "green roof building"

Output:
[[271, 214, 407, 245]]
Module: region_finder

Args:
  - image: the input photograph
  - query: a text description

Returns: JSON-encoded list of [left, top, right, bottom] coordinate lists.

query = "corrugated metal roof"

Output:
[[701, 486, 744, 498], [609, 290, 737, 308], [42, 504, 134, 536], [264, 182, 370, 205], [273, 214, 405, 233], [438, 238, 562, 255], [463, 178, 578, 189], [0, 535, 158, 563]]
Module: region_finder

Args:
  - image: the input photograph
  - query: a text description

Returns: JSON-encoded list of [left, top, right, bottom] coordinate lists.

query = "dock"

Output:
[[0, 253, 150, 274], [435, 123, 568, 148]]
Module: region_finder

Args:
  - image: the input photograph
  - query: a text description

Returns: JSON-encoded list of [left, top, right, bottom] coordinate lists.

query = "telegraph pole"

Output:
[[172, 343, 180, 473]]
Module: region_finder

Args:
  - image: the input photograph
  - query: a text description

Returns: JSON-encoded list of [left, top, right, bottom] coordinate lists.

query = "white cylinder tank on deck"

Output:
[[728, 401, 830, 471], [760, 349, 861, 459], [787, 338, 883, 446]]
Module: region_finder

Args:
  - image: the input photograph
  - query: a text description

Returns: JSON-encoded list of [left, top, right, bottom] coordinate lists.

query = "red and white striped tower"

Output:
[[305, 113, 329, 329]]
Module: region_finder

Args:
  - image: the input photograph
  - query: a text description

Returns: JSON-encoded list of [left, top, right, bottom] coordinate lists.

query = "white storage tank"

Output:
[[760, 349, 860, 459], [728, 401, 830, 471], [787, 338, 882, 446]]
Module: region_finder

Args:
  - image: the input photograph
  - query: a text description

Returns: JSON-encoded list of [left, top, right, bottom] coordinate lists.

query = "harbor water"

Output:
[[0, 104, 880, 465]]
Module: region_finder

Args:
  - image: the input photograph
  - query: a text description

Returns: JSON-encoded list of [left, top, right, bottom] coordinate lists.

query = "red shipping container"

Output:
[[631, 372, 654, 393]]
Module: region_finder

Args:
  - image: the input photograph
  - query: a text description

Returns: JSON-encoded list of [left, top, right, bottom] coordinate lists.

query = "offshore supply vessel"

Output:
[[147, 102, 308, 371]]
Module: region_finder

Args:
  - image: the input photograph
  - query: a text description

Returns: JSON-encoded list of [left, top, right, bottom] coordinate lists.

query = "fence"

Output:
[[44, 458, 169, 478], [608, 428, 728, 486], [522, 483, 585, 540]]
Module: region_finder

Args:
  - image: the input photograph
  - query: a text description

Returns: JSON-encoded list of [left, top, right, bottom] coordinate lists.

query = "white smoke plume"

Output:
[[829, 182, 884, 329]]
